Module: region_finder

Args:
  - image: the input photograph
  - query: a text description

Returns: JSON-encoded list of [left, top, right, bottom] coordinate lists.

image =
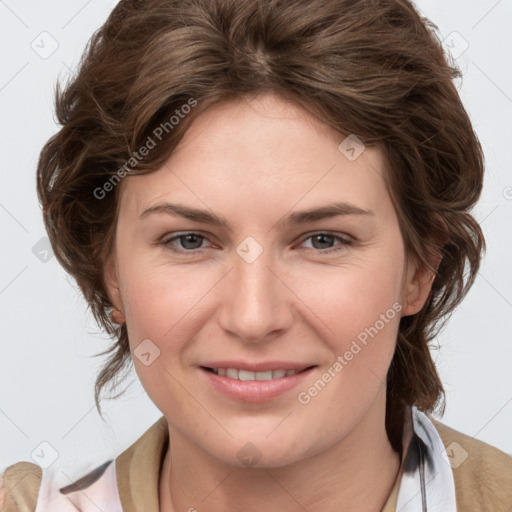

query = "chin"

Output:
[[203, 430, 319, 470]]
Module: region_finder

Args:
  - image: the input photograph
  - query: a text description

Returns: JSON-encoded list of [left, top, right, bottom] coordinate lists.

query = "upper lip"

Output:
[[199, 361, 316, 372]]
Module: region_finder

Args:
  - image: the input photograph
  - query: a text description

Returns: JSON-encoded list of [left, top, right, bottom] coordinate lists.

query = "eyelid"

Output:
[[161, 231, 215, 251], [299, 230, 354, 242]]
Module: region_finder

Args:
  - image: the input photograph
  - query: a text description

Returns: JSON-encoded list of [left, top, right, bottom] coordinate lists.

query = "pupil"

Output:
[[182, 234, 202, 249], [313, 234, 333, 249]]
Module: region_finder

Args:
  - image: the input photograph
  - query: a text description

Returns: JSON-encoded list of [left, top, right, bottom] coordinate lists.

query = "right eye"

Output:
[[161, 232, 213, 254]]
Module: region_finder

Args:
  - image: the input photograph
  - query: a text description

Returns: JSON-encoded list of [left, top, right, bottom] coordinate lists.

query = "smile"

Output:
[[204, 368, 300, 380], [200, 365, 316, 402]]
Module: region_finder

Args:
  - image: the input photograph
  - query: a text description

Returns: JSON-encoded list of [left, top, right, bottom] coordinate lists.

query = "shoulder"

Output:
[[430, 416, 512, 511], [0, 459, 118, 512], [0, 461, 42, 512], [0, 416, 168, 512]]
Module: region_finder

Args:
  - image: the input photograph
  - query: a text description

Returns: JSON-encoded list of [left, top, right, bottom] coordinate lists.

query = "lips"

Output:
[[199, 362, 316, 402]]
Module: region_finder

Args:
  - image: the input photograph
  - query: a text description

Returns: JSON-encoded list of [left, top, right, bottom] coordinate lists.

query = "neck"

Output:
[[159, 387, 401, 512]]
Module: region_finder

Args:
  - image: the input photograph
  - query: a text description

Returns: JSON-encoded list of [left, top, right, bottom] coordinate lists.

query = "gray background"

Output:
[[1, 0, 511, 478]]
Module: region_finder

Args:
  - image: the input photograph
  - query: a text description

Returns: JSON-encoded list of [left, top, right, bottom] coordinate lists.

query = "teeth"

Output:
[[239, 369, 256, 381], [226, 368, 238, 379], [210, 368, 299, 380]]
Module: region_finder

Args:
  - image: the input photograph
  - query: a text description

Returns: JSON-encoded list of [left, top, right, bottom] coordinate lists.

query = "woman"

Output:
[[1, 0, 511, 511]]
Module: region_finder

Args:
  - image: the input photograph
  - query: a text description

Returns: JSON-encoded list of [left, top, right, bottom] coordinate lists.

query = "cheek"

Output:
[[295, 244, 405, 390], [119, 257, 214, 342], [117, 259, 225, 408], [301, 249, 404, 339], [117, 261, 207, 412], [294, 269, 403, 429]]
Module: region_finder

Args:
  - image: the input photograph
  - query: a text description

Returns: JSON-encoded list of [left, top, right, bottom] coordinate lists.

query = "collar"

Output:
[[395, 405, 458, 511], [114, 415, 168, 512]]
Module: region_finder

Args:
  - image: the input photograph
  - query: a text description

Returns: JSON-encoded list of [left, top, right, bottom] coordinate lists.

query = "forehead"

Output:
[[118, 93, 392, 221]]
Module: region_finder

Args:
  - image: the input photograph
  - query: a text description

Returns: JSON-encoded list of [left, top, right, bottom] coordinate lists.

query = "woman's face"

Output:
[[106, 93, 431, 467]]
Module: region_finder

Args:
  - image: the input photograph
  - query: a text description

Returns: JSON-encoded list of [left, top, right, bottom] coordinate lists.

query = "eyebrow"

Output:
[[140, 201, 374, 228]]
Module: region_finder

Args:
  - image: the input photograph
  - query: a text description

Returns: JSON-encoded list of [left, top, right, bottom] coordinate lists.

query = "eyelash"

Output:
[[161, 231, 354, 255]]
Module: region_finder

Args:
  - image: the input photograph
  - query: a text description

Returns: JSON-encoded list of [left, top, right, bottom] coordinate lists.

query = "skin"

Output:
[[105, 92, 435, 512]]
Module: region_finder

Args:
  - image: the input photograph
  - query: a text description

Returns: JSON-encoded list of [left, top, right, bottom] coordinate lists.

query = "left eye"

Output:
[[300, 232, 352, 252], [162, 232, 352, 254]]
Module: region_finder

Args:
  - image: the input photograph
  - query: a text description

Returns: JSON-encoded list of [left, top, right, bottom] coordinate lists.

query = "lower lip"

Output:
[[200, 367, 315, 402]]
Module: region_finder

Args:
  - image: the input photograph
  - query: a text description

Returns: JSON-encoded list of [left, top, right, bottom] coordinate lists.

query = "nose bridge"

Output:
[[219, 237, 290, 342]]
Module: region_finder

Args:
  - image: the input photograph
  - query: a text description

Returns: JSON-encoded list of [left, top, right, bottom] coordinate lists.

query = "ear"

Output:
[[401, 215, 447, 317], [401, 259, 434, 317], [104, 253, 126, 324], [401, 240, 443, 317]]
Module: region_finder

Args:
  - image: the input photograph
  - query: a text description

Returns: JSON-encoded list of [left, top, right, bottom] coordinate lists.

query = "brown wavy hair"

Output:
[[36, 0, 485, 452]]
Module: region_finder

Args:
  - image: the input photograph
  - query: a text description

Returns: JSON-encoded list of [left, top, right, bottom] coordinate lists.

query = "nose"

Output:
[[217, 243, 294, 344]]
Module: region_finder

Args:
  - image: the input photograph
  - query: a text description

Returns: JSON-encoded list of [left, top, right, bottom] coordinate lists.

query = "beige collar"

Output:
[[115, 416, 169, 512]]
